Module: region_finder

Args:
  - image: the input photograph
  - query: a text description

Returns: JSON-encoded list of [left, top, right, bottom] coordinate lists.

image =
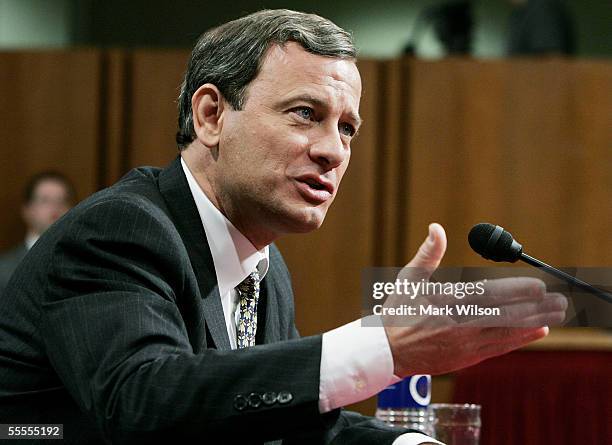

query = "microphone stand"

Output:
[[520, 253, 612, 304]]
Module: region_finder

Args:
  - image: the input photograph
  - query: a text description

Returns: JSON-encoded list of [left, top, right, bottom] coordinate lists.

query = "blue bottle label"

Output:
[[377, 375, 431, 408]]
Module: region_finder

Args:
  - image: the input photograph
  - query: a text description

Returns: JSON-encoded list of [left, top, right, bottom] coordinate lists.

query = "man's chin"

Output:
[[283, 207, 327, 234]]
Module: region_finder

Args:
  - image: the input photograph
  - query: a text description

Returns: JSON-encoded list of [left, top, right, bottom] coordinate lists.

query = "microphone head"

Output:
[[468, 223, 523, 262]]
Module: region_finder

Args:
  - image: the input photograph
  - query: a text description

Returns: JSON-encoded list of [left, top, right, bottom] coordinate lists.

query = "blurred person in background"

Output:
[[403, 1, 473, 56], [507, 0, 575, 56], [0, 172, 75, 295]]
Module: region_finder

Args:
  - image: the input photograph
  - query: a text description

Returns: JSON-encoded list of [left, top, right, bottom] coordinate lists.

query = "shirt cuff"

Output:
[[319, 316, 397, 413], [392, 433, 445, 445]]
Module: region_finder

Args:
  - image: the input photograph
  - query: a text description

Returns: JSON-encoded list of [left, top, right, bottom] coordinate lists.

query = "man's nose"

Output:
[[308, 126, 348, 169]]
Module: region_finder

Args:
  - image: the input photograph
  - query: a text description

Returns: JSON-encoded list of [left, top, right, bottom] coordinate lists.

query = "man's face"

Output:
[[212, 42, 362, 240], [22, 180, 72, 235]]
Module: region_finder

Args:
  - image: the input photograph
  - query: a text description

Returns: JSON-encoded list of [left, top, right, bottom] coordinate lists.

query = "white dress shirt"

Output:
[[181, 158, 442, 445], [25, 234, 38, 250]]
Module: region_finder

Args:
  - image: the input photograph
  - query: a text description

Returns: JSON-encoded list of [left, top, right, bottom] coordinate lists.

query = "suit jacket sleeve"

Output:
[[41, 194, 408, 445], [41, 195, 333, 444]]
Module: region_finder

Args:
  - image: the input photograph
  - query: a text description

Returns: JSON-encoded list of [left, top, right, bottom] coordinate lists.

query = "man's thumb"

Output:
[[402, 223, 447, 280]]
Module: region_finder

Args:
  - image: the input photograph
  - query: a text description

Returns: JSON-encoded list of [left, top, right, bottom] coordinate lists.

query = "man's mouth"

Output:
[[294, 175, 335, 203], [303, 178, 326, 191], [295, 175, 334, 194]]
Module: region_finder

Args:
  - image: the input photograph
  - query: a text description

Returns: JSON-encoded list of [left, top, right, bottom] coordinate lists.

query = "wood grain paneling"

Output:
[[403, 58, 612, 267], [127, 50, 191, 169], [0, 51, 102, 250], [376, 59, 411, 267], [99, 50, 130, 186], [569, 61, 612, 265]]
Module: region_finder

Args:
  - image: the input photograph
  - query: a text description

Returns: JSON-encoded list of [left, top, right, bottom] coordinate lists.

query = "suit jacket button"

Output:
[[234, 394, 248, 411], [277, 391, 293, 404], [248, 392, 262, 408], [262, 391, 277, 406]]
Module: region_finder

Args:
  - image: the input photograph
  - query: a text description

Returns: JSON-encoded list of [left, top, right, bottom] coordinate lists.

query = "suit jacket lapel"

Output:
[[261, 276, 281, 343], [158, 157, 231, 351]]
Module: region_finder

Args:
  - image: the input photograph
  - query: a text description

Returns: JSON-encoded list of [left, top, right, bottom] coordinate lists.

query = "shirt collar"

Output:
[[25, 234, 39, 250], [181, 157, 269, 296]]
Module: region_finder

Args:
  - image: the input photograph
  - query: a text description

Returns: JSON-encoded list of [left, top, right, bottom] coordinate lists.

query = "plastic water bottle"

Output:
[[376, 375, 431, 432]]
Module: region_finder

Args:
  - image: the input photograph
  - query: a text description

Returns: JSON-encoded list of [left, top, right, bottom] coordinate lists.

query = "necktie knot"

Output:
[[237, 271, 260, 300], [236, 270, 260, 348]]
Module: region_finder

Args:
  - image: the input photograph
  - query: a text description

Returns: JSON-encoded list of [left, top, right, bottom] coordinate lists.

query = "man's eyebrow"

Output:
[[277, 94, 362, 128]]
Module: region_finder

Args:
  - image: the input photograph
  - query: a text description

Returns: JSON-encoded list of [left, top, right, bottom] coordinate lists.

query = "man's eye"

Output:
[[293, 107, 314, 120], [339, 122, 356, 137]]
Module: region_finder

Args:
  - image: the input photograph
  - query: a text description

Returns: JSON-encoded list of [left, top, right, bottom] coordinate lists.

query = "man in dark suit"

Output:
[[0, 245, 26, 295], [0, 172, 74, 296], [0, 9, 566, 444]]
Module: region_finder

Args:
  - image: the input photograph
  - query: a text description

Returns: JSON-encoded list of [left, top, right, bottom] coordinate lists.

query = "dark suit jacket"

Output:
[[0, 243, 28, 297], [0, 158, 408, 444]]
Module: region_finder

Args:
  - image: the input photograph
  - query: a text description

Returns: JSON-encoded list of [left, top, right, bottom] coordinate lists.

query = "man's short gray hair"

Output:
[[176, 9, 356, 150]]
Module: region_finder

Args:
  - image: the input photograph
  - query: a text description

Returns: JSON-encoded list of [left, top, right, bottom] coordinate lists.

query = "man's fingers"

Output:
[[399, 223, 447, 282], [425, 277, 547, 307], [481, 277, 547, 301], [387, 324, 550, 376], [476, 326, 549, 358], [457, 292, 568, 326], [406, 223, 447, 270], [510, 310, 566, 327], [478, 326, 549, 344]]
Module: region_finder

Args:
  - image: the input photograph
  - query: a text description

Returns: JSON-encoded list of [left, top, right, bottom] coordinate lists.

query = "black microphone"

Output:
[[468, 223, 612, 304]]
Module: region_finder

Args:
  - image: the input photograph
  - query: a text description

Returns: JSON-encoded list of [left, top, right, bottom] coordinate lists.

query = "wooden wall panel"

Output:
[[402, 58, 612, 267], [375, 59, 411, 267], [127, 50, 191, 169], [99, 50, 130, 186], [0, 51, 102, 250], [569, 61, 612, 265]]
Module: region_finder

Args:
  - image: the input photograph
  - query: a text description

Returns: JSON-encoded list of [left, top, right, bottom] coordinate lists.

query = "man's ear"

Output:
[[191, 83, 226, 148]]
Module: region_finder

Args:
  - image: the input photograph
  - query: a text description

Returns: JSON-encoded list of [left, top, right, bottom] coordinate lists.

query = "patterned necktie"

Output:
[[236, 270, 260, 348]]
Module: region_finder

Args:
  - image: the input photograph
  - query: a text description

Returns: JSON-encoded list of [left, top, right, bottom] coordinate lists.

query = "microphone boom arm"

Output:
[[519, 253, 612, 304]]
